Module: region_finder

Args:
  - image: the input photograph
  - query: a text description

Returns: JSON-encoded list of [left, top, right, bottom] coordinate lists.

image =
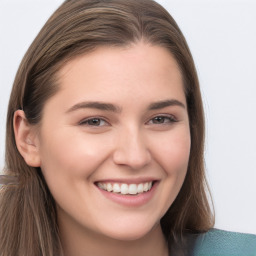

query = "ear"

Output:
[[13, 110, 41, 167]]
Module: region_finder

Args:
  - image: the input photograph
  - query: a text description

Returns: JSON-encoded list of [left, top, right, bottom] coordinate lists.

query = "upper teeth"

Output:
[[97, 182, 153, 195]]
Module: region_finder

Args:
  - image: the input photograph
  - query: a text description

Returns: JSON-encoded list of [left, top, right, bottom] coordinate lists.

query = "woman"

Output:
[[0, 0, 255, 255]]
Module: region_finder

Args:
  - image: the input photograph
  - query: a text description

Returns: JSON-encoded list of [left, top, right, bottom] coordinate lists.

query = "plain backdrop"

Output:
[[0, 0, 255, 234]]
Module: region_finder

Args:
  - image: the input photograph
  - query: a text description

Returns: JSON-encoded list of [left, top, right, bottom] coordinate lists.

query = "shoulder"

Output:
[[192, 228, 256, 256]]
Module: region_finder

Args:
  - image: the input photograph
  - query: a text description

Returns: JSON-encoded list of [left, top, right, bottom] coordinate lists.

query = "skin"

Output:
[[14, 42, 191, 256]]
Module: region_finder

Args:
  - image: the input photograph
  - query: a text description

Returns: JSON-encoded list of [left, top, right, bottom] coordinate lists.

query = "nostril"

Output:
[[112, 133, 151, 169], [113, 151, 151, 169]]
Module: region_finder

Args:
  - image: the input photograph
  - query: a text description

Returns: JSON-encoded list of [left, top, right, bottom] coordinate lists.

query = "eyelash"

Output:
[[79, 114, 177, 127], [79, 117, 108, 127], [146, 115, 178, 125]]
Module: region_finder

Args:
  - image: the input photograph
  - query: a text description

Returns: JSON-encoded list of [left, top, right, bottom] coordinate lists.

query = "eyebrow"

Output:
[[66, 99, 185, 114], [148, 99, 186, 110], [66, 101, 122, 113]]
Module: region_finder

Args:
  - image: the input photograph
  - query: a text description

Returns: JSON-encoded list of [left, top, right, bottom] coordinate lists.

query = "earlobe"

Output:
[[13, 110, 41, 167]]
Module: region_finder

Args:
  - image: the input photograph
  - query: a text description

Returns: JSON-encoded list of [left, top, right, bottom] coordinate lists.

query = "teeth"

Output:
[[128, 184, 137, 195], [144, 182, 149, 192], [98, 183, 104, 189], [107, 183, 112, 192], [121, 184, 129, 194], [97, 181, 153, 195], [113, 183, 121, 193], [137, 183, 144, 193]]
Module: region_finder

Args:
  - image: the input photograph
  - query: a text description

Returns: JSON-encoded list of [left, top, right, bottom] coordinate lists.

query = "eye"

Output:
[[147, 115, 177, 125], [79, 117, 108, 127]]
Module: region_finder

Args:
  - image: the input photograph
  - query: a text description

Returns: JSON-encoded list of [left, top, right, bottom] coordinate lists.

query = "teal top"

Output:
[[193, 229, 256, 256]]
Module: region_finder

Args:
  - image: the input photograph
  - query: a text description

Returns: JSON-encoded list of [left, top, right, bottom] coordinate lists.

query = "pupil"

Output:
[[89, 119, 100, 125], [154, 117, 164, 123]]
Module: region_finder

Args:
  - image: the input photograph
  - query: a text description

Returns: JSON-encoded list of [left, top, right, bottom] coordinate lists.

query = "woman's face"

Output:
[[36, 42, 190, 240]]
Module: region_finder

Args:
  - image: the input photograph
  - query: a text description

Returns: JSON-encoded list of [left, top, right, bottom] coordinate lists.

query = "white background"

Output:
[[0, 0, 255, 234]]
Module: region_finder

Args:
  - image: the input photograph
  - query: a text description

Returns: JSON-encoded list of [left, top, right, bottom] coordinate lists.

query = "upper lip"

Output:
[[94, 178, 159, 185]]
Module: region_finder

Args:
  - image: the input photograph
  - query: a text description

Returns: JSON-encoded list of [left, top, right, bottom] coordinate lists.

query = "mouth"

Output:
[[94, 179, 159, 207], [95, 181, 155, 195]]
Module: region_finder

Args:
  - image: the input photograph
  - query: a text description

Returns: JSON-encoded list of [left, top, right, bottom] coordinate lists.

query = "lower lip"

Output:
[[95, 182, 158, 207]]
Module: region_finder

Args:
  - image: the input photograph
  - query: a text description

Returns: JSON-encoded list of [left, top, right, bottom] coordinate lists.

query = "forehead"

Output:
[[52, 42, 186, 109]]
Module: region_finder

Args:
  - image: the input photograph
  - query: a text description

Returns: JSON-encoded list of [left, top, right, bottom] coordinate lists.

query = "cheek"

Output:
[[38, 131, 114, 220], [165, 133, 190, 193], [153, 129, 191, 214], [38, 130, 112, 186], [153, 129, 191, 175]]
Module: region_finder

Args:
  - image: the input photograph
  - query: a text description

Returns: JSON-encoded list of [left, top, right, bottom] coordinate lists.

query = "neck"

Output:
[[58, 216, 168, 256]]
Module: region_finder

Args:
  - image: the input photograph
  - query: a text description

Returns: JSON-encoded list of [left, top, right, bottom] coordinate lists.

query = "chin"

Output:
[[99, 221, 161, 241]]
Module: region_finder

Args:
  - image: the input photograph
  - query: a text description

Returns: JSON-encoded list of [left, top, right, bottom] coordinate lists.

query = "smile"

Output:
[[96, 181, 153, 195]]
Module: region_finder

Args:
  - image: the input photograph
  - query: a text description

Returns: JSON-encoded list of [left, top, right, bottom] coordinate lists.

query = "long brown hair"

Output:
[[0, 0, 214, 255]]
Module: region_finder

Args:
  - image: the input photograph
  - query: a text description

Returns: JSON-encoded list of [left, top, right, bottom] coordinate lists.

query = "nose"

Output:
[[112, 127, 151, 170]]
